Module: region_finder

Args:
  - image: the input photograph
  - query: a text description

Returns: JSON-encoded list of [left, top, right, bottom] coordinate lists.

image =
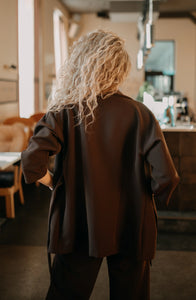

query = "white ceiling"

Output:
[[61, 0, 196, 14]]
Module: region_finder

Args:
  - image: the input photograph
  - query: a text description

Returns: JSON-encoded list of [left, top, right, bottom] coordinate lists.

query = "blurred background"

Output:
[[0, 1, 196, 300], [0, 0, 195, 123]]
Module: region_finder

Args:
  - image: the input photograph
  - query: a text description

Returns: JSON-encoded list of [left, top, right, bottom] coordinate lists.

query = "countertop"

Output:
[[161, 122, 196, 132]]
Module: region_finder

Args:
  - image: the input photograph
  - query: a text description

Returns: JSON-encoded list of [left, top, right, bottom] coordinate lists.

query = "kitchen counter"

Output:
[[161, 122, 196, 132], [159, 130, 196, 211]]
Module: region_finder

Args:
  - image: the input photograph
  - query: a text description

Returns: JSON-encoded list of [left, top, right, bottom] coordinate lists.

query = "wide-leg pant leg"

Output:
[[45, 250, 103, 300], [107, 253, 150, 300]]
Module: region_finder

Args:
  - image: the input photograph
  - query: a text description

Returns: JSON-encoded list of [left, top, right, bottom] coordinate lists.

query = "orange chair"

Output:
[[29, 112, 45, 123], [0, 124, 27, 218], [3, 116, 35, 141]]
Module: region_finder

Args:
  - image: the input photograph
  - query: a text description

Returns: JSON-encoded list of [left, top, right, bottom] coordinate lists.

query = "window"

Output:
[[53, 9, 68, 76], [145, 41, 175, 95]]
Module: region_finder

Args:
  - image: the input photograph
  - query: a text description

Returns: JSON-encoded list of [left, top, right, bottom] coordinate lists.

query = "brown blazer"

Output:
[[22, 93, 179, 259]]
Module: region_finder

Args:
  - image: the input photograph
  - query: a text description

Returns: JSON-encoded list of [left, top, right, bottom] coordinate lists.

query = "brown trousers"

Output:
[[46, 248, 150, 300]]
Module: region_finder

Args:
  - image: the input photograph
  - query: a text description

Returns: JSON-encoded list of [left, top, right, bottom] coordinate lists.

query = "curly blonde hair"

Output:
[[48, 30, 131, 126]]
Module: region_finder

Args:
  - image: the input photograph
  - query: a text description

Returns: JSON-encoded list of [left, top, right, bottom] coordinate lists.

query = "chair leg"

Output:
[[19, 184, 24, 205], [5, 194, 15, 218]]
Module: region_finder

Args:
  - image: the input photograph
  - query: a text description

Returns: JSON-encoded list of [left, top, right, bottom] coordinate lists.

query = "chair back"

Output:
[[3, 116, 34, 140], [0, 124, 26, 218], [0, 124, 27, 152], [29, 112, 45, 123]]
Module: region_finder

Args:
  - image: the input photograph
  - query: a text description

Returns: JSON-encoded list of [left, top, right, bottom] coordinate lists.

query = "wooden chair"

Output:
[[0, 124, 27, 218], [3, 116, 35, 141], [29, 112, 45, 123]]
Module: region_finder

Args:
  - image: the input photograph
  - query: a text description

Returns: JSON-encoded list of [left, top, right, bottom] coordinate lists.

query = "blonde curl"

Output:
[[48, 30, 131, 127]]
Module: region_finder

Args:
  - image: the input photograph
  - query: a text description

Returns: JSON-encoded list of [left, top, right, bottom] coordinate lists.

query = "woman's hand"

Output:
[[38, 169, 53, 190]]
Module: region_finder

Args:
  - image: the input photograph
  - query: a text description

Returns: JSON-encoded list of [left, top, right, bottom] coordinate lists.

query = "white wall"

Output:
[[79, 14, 144, 100], [155, 18, 196, 112], [77, 14, 196, 112]]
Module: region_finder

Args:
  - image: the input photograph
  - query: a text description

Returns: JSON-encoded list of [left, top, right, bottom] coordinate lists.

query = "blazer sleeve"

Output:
[[21, 111, 65, 184], [144, 114, 180, 206]]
